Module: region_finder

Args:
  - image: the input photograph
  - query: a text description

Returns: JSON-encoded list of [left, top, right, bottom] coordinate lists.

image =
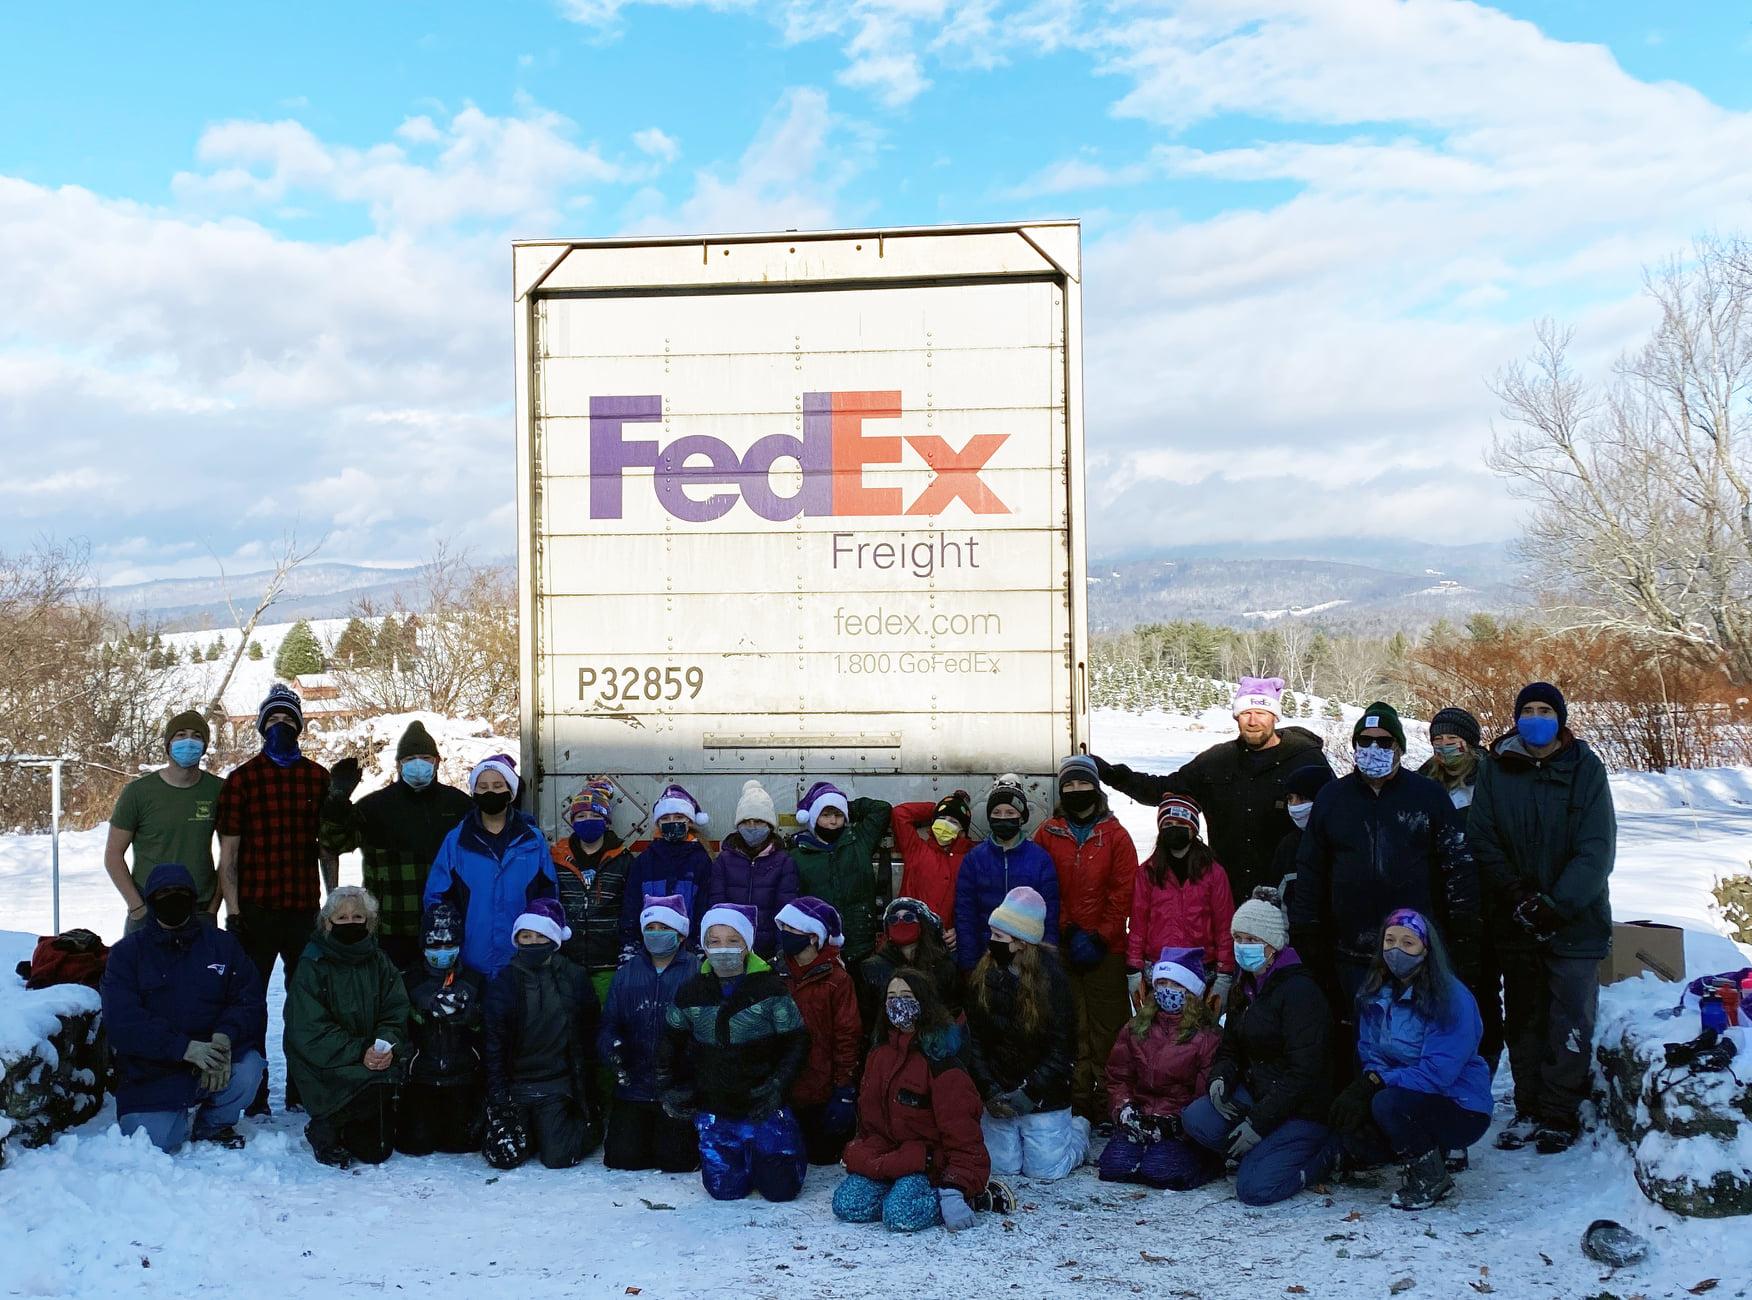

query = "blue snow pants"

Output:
[[695, 1107, 807, 1202]]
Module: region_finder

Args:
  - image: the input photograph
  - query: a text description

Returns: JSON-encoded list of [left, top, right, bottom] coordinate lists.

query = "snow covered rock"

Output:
[[0, 933, 106, 1166], [1594, 975, 1752, 1217]]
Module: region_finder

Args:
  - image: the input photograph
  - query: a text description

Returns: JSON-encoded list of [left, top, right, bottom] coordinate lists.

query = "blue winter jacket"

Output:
[[424, 810, 558, 980], [952, 837, 1061, 970], [617, 836, 712, 949], [597, 948, 696, 1102], [1355, 974, 1492, 1116], [100, 863, 267, 1117]]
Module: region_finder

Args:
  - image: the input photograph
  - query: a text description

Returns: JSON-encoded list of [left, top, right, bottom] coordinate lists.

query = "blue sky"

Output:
[[2, 1, 1749, 581]]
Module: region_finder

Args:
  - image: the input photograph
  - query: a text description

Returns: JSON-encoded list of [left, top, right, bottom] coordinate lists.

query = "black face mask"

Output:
[[152, 891, 195, 929], [815, 822, 845, 844], [987, 939, 1016, 968], [1060, 789, 1099, 819], [514, 939, 557, 968], [331, 921, 369, 946], [1159, 826, 1193, 854], [474, 789, 513, 816], [777, 930, 813, 958], [989, 816, 1023, 843]]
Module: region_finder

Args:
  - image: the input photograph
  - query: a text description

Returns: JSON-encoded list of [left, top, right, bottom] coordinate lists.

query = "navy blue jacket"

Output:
[[596, 948, 695, 1103], [100, 864, 266, 1117], [617, 837, 711, 950], [1289, 769, 1479, 975], [952, 837, 1061, 970], [423, 810, 557, 979]]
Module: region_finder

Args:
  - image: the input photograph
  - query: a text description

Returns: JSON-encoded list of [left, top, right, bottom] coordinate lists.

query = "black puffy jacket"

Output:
[[1209, 950, 1331, 1134], [403, 964, 485, 1089], [965, 948, 1078, 1111], [482, 954, 599, 1101]]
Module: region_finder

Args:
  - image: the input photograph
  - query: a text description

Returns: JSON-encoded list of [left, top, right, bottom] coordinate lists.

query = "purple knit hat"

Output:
[[797, 781, 850, 829], [776, 896, 845, 949]]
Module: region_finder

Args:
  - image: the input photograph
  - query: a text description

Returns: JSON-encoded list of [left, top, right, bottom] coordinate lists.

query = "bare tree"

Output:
[[205, 531, 325, 721], [1490, 237, 1752, 681]]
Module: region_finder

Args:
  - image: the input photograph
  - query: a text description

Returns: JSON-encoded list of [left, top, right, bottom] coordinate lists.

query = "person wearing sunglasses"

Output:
[[1287, 702, 1480, 1088]]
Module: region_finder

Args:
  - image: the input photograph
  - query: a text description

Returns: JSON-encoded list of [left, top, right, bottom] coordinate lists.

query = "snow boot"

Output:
[[195, 1126, 247, 1150], [1390, 1149, 1453, 1211], [312, 1142, 352, 1170], [975, 1179, 1017, 1215], [1493, 1114, 1537, 1150], [1443, 1148, 1469, 1173], [1534, 1118, 1580, 1155]]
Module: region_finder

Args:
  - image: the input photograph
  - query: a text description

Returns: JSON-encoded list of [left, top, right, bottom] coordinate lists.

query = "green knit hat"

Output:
[[397, 719, 439, 761], [1353, 701, 1406, 750], [164, 709, 211, 750]]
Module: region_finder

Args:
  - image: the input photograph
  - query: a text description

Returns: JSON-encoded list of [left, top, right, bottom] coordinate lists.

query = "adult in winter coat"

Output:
[[775, 898, 863, 1165], [1290, 702, 1479, 1056], [1099, 946, 1223, 1190], [1181, 893, 1334, 1206], [284, 886, 411, 1168], [1127, 793, 1236, 1013], [481, 899, 602, 1170], [658, 904, 811, 1202], [705, 781, 801, 960], [1270, 762, 1334, 920], [320, 720, 474, 972], [966, 887, 1088, 1181], [834, 967, 1001, 1233], [1097, 677, 1329, 906], [860, 897, 963, 1020], [396, 902, 486, 1156], [549, 781, 631, 1004], [1034, 754, 1137, 1122], [1469, 682, 1616, 1154], [953, 775, 1061, 972], [888, 790, 974, 946], [598, 895, 699, 1173], [422, 755, 558, 981], [789, 781, 894, 972], [616, 783, 713, 951], [1328, 909, 1492, 1211], [101, 863, 267, 1153]]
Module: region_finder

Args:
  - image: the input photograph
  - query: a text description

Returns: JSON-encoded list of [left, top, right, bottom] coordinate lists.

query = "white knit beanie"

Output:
[[734, 780, 777, 827], [1231, 896, 1288, 951]]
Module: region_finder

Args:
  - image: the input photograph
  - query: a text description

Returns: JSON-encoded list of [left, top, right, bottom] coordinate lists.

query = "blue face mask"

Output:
[[168, 738, 206, 769], [739, 824, 771, 849], [643, 927, 681, 956], [424, 946, 460, 970], [1382, 947, 1425, 980], [658, 821, 689, 843], [1153, 986, 1186, 1014], [262, 722, 301, 767], [401, 759, 436, 790], [1353, 745, 1396, 779], [1517, 714, 1560, 748], [572, 816, 607, 842], [1235, 942, 1270, 973]]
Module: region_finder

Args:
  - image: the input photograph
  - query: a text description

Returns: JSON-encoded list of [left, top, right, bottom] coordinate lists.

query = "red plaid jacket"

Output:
[[217, 753, 330, 911]]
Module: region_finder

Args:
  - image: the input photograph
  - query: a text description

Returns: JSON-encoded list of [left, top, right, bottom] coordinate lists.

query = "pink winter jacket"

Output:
[[1126, 855, 1236, 975], [1103, 1012, 1222, 1122]]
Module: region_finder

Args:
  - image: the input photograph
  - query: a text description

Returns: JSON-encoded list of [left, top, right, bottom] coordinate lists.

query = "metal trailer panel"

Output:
[[515, 223, 1087, 836]]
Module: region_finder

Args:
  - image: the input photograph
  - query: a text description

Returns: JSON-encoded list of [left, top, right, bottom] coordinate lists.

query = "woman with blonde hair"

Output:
[[964, 886, 1086, 1181]]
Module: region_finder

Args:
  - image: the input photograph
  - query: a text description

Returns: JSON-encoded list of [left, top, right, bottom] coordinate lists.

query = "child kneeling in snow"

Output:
[[834, 967, 1012, 1232], [775, 897, 863, 1166], [396, 902, 486, 1156], [659, 903, 810, 1201], [1099, 946, 1223, 1189], [481, 899, 602, 1170]]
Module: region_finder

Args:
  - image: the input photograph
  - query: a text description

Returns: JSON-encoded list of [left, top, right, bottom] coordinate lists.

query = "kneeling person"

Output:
[[599, 895, 700, 1173], [397, 902, 486, 1156]]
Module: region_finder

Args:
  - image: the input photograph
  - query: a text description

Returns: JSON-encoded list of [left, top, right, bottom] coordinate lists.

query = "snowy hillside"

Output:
[[155, 617, 355, 722]]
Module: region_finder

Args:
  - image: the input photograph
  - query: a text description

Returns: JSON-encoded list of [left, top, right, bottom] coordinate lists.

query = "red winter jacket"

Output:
[[890, 802, 971, 927], [844, 1024, 991, 1199], [783, 948, 863, 1106], [1103, 1011, 1221, 1123], [1126, 852, 1236, 974], [1034, 810, 1137, 951]]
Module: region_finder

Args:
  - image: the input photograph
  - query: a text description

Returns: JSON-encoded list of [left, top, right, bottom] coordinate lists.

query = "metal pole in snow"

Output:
[[50, 758, 63, 934]]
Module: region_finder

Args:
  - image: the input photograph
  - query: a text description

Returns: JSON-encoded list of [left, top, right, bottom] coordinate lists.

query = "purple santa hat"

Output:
[[513, 895, 572, 947], [653, 782, 708, 827], [1150, 945, 1208, 998], [701, 902, 758, 950], [1232, 676, 1285, 720], [776, 896, 845, 950], [639, 893, 691, 936], [797, 780, 850, 829]]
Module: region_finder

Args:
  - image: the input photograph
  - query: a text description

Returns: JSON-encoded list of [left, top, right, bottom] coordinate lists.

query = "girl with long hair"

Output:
[[1127, 793, 1236, 1012]]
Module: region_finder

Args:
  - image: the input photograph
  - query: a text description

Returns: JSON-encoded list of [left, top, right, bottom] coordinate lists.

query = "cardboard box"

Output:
[[1599, 920, 1687, 986]]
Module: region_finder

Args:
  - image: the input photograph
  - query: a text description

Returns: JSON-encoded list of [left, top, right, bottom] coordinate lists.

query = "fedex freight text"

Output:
[[831, 532, 981, 579]]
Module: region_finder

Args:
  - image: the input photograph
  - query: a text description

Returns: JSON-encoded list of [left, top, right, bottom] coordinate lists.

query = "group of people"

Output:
[[97, 670, 1615, 1227]]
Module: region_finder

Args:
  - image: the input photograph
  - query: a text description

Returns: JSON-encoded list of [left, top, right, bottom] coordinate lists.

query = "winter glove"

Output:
[[1328, 1070, 1383, 1135], [1012, 1086, 1041, 1117], [825, 1085, 858, 1134], [183, 1038, 226, 1074], [201, 1033, 233, 1093], [1148, 1112, 1184, 1143], [938, 1187, 975, 1232], [660, 1088, 697, 1122], [1065, 926, 1106, 972], [749, 1079, 785, 1119], [1091, 755, 1118, 784], [1207, 1076, 1242, 1121], [984, 1092, 1017, 1120], [328, 757, 363, 799], [1126, 969, 1143, 1010], [1116, 1103, 1152, 1145], [430, 983, 467, 1018], [1208, 974, 1233, 1011], [1513, 893, 1563, 944], [606, 1052, 632, 1089], [1225, 1119, 1263, 1160]]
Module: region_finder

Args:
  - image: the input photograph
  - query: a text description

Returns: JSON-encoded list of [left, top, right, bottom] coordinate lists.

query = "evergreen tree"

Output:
[[248, 640, 264, 661], [333, 616, 374, 664], [275, 619, 325, 678]]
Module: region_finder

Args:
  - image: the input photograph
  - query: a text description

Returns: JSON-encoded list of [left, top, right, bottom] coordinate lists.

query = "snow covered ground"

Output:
[[2, 707, 1751, 1298]]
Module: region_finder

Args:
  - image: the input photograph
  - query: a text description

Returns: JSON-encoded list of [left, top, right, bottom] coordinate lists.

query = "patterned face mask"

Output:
[[886, 995, 921, 1031], [1153, 986, 1186, 1014]]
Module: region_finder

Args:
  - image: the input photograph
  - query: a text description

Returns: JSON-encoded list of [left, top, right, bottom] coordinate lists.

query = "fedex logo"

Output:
[[588, 391, 1010, 522]]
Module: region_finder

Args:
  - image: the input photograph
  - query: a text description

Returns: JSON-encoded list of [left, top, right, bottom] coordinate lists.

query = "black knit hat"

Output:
[[1283, 763, 1334, 802], [423, 901, 462, 948], [1515, 681, 1567, 727], [1353, 701, 1407, 750], [397, 719, 439, 761], [1429, 707, 1482, 749], [986, 774, 1029, 820], [933, 789, 972, 832], [256, 683, 304, 735]]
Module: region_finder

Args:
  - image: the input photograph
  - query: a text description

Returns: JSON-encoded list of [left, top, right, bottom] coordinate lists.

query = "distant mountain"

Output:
[[1084, 540, 1527, 633]]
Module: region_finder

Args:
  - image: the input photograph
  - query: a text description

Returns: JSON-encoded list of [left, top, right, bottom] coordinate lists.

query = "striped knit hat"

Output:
[[989, 886, 1047, 946], [1156, 792, 1201, 831]]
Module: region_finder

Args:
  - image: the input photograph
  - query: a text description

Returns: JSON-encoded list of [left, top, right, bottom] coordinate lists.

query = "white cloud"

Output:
[[632, 126, 680, 161]]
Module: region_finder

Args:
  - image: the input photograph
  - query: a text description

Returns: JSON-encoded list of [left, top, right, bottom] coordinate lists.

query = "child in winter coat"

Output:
[[1034, 754, 1138, 1121], [481, 899, 602, 1170], [966, 887, 1087, 1181], [1180, 892, 1334, 1206], [659, 903, 811, 1202], [861, 897, 963, 1020], [284, 886, 410, 1169], [1127, 793, 1235, 1012], [550, 781, 632, 1002], [789, 782, 893, 973], [888, 790, 974, 945], [396, 902, 486, 1156], [597, 894, 700, 1173], [834, 966, 1006, 1233], [705, 781, 801, 960], [617, 783, 712, 952], [1099, 946, 1223, 1189], [1269, 763, 1334, 922], [775, 897, 863, 1165], [954, 775, 1061, 972]]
